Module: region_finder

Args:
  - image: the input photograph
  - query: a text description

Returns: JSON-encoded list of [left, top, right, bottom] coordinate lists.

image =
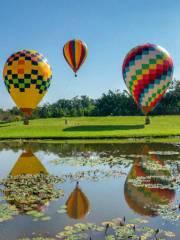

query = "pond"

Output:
[[0, 141, 179, 240]]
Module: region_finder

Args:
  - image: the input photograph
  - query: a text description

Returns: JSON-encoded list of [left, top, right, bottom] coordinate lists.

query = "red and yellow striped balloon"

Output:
[[63, 39, 88, 77]]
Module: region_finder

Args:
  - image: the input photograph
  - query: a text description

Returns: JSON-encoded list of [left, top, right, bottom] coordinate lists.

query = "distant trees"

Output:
[[152, 79, 180, 115], [93, 90, 141, 116], [0, 80, 180, 122], [35, 96, 95, 118]]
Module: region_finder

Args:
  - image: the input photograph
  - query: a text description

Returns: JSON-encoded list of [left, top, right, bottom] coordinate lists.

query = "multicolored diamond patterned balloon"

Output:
[[122, 43, 173, 116]]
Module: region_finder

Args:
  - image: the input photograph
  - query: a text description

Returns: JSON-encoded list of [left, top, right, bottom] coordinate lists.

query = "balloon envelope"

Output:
[[63, 39, 88, 75], [3, 50, 52, 116], [122, 43, 173, 115]]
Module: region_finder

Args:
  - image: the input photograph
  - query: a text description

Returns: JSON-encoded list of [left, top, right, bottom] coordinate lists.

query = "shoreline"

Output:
[[0, 136, 180, 144]]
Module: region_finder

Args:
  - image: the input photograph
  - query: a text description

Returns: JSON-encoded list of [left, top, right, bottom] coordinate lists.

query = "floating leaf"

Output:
[[164, 230, 176, 237]]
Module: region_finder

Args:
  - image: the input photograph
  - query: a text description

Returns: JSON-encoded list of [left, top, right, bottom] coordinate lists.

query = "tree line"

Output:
[[1, 80, 180, 122]]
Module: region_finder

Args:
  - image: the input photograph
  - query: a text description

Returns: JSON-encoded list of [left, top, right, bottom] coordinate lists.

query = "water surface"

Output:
[[0, 142, 179, 239]]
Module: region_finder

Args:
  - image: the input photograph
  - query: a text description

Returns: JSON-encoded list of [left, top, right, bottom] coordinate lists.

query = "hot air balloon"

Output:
[[122, 43, 173, 124], [63, 39, 88, 77], [124, 147, 175, 216], [3, 50, 52, 124], [66, 182, 90, 219]]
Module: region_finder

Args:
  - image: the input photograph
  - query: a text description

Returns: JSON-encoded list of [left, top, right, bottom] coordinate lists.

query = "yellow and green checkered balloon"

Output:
[[3, 50, 52, 115]]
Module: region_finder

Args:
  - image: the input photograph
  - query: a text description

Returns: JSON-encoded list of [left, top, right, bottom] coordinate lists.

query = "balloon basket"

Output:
[[23, 116, 29, 125], [145, 115, 150, 125]]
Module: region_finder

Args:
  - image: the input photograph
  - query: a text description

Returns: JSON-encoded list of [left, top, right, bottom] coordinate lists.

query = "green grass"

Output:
[[0, 116, 180, 140]]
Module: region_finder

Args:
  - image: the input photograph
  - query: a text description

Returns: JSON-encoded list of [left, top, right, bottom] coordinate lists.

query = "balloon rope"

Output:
[[145, 115, 150, 125]]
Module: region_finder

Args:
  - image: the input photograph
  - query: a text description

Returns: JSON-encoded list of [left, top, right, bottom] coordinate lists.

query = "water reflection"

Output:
[[3, 149, 59, 213], [10, 149, 48, 176], [124, 146, 175, 216], [0, 142, 179, 239], [66, 182, 90, 219]]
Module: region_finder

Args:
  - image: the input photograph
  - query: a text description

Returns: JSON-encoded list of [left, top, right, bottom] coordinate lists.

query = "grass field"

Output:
[[0, 115, 180, 140]]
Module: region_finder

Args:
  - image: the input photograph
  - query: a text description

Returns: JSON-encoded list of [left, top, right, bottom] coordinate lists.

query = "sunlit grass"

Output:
[[0, 116, 180, 139]]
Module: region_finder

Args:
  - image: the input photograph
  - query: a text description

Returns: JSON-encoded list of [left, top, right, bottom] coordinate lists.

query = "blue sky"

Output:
[[0, 0, 180, 109]]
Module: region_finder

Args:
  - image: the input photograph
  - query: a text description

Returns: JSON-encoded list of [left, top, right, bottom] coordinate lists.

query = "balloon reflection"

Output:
[[124, 146, 175, 216], [3, 149, 55, 213], [10, 149, 48, 176], [66, 182, 90, 219]]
